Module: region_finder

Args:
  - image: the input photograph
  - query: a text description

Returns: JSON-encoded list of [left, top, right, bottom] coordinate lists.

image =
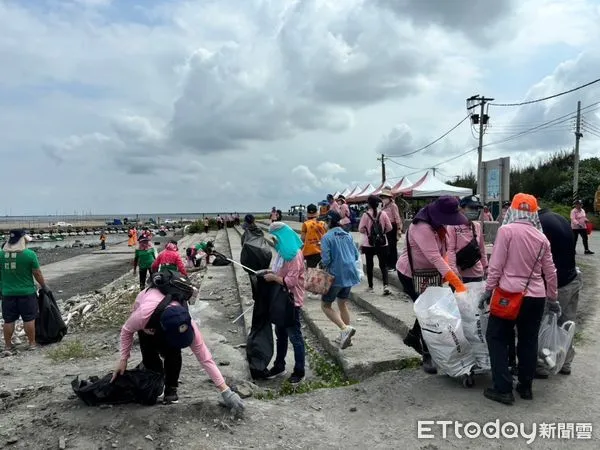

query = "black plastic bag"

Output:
[[212, 256, 231, 266], [71, 366, 164, 406], [240, 232, 272, 274], [35, 290, 67, 345], [268, 282, 296, 328], [246, 277, 274, 379]]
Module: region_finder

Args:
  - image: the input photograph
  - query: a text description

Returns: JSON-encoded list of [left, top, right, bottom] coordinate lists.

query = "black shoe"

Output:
[[534, 372, 549, 379], [585, 250, 594, 255], [515, 383, 533, 400], [509, 366, 518, 377], [422, 354, 438, 374], [163, 387, 179, 404], [265, 366, 286, 380], [483, 388, 514, 405], [559, 367, 572, 375], [403, 331, 423, 355], [288, 371, 305, 385]]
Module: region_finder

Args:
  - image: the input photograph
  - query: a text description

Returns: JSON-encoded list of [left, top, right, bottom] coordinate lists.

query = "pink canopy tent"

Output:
[[347, 184, 375, 203], [390, 177, 413, 195], [370, 182, 387, 197]]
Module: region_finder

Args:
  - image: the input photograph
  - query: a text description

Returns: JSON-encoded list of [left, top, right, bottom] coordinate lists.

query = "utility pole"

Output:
[[467, 95, 494, 197], [377, 154, 386, 184], [573, 100, 582, 202]]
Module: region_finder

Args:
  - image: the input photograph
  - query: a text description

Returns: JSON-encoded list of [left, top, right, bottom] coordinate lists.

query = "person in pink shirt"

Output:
[[379, 187, 403, 271], [396, 196, 469, 374], [359, 195, 393, 295], [479, 193, 559, 405], [571, 199, 594, 254], [327, 194, 341, 216], [447, 195, 488, 283], [151, 241, 188, 276], [481, 205, 494, 222], [497, 201, 510, 225], [335, 195, 352, 232], [111, 272, 244, 412], [262, 222, 306, 385]]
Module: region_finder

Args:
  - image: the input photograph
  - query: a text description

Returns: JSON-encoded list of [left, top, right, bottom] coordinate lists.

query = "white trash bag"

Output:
[[537, 312, 576, 375], [414, 286, 476, 377], [455, 282, 490, 371], [354, 258, 364, 284]]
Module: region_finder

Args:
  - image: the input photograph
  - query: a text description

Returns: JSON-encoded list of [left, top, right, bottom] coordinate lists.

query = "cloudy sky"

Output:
[[2, 0, 600, 215]]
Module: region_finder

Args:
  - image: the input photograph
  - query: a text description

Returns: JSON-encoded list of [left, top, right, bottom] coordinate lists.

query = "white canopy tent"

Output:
[[347, 184, 376, 203], [398, 171, 472, 198], [391, 177, 412, 196]]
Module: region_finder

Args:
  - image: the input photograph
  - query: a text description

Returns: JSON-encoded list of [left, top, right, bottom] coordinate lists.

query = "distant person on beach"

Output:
[[127, 227, 138, 247], [216, 215, 224, 230], [498, 201, 510, 224], [335, 195, 352, 232], [270, 207, 278, 223], [571, 200, 594, 254], [152, 241, 187, 276], [0, 230, 50, 352], [133, 236, 156, 291], [203, 217, 210, 234], [327, 194, 340, 216], [100, 231, 107, 250]]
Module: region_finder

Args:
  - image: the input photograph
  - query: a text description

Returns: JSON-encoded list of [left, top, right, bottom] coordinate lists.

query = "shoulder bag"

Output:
[[406, 228, 442, 295], [455, 223, 482, 271]]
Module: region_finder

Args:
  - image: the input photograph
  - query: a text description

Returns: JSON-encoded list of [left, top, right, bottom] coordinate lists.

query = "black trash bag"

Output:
[[246, 276, 274, 379], [212, 255, 231, 266], [71, 365, 164, 406], [35, 290, 67, 345], [240, 232, 272, 274], [268, 281, 296, 328]]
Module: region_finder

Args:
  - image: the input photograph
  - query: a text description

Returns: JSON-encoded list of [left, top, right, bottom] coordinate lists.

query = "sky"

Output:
[[1, 0, 600, 215]]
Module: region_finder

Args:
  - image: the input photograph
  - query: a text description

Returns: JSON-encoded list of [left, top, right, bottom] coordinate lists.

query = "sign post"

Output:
[[481, 157, 510, 219]]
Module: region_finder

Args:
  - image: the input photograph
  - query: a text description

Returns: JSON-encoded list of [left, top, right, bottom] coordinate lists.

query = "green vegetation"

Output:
[[254, 341, 356, 400], [449, 152, 600, 226], [48, 340, 102, 362], [188, 218, 217, 234], [573, 331, 585, 345]]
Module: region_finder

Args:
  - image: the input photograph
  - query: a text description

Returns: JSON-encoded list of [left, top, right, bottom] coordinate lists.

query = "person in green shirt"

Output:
[[133, 236, 156, 291], [1, 230, 49, 351], [193, 241, 214, 268]]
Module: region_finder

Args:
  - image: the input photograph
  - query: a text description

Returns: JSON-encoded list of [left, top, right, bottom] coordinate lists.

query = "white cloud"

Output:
[[2, 0, 600, 214]]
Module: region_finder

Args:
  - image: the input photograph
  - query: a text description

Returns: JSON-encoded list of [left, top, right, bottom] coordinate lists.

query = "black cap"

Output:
[[326, 210, 342, 227], [244, 214, 255, 224], [307, 204, 317, 214]]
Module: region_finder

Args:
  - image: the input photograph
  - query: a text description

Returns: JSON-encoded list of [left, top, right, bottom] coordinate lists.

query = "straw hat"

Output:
[[379, 187, 394, 198]]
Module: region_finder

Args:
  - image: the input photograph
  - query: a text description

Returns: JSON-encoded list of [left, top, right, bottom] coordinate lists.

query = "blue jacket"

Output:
[[321, 227, 360, 287]]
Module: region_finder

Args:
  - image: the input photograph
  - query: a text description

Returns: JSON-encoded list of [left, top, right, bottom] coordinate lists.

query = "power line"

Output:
[[489, 77, 600, 107], [384, 114, 471, 159], [386, 158, 424, 170]]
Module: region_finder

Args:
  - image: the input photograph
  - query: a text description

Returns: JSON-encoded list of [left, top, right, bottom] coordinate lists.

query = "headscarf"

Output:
[[165, 242, 178, 252], [269, 222, 303, 261], [139, 237, 152, 251], [502, 193, 543, 232]]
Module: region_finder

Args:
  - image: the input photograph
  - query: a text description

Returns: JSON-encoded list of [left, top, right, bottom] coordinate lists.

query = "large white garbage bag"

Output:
[[414, 286, 476, 377], [538, 312, 576, 375], [455, 282, 490, 370]]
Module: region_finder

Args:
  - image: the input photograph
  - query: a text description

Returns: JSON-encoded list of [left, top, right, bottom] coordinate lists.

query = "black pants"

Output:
[[138, 331, 182, 388], [486, 297, 545, 393], [204, 226, 209, 234], [139, 268, 150, 290], [573, 229, 589, 251], [385, 224, 398, 270], [100, 241, 106, 250], [363, 246, 388, 287], [462, 276, 483, 283], [304, 254, 321, 269], [397, 271, 429, 355]]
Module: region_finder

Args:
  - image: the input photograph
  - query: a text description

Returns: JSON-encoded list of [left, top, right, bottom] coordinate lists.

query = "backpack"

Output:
[[366, 212, 386, 247], [145, 271, 196, 331], [455, 223, 482, 270]]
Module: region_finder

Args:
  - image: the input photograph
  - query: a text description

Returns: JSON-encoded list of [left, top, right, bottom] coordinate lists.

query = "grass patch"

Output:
[[254, 341, 357, 400], [47, 340, 102, 362], [573, 331, 585, 345], [398, 357, 422, 370]]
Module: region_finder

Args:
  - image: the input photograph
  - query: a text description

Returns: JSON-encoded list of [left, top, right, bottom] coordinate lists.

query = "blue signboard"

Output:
[[487, 168, 500, 201]]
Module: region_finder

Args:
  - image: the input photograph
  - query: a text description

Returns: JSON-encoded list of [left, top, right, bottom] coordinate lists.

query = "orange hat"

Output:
[[511, 193, 539, 212]]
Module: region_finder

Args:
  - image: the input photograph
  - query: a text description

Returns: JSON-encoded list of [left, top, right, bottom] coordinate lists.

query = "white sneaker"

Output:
[[339, 326, 356, 350], [333, 335, 352, 347], [383, 286, 391, 296]]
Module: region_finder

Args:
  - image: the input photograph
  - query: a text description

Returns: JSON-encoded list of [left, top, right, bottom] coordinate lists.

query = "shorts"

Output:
[[322, 286, 352, 303], [1, 294, 38, 323], [304, 254, 322, 268]]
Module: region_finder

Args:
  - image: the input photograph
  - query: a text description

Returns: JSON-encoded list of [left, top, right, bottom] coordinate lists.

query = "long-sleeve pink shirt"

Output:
[[329, 202, 341, 216], [382, 201, 402, 230], [151, 249, 188, 276], [447, 222, 488, 279], [570, 208, 587, 229], [359, 210, 392, 247], [485, 222, 557, 300], [274, 252, 305, 307], [339, 204, 351, 225], [397, 222, 452, 278], [481, 211, 494, 221], [119, 288, 225, 387]]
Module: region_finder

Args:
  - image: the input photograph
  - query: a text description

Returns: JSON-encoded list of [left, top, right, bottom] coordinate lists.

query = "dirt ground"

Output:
[[1, 234, 599, 449]]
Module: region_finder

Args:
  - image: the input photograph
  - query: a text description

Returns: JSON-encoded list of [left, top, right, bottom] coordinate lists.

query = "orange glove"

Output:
[[444, 271, 467, 293]]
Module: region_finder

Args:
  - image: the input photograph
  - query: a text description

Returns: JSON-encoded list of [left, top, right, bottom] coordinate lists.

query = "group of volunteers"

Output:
[[294, 189, 590, 405]]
